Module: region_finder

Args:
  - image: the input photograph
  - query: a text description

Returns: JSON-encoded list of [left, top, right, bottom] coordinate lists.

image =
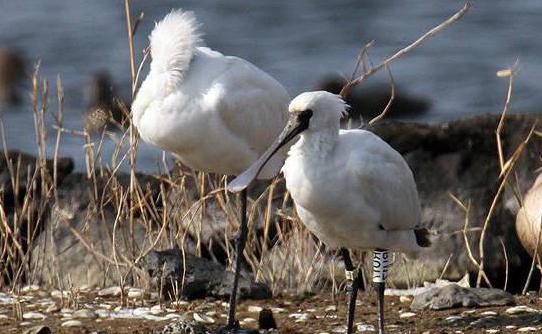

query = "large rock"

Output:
[[317, 75, 431, 127], [143, 248, 270, 300], [410, 284, 515, 310], [29, 172, 163, 287], [371, 114, 541, 291]]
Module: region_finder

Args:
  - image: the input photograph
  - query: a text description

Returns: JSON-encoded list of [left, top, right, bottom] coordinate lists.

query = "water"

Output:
[[0, 0, 541, 172]]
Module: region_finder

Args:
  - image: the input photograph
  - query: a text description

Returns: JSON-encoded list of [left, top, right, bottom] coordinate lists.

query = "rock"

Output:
[[127, 287, 145, 299], [22, 326, 51, 334], [317, 75, 431, 127], [399, 311, 416, 318], [517, 327, 538, 332], [22, 312, 46, 320], [369, 114, 542, 291], [153, 319, 208, 334], [45, 303, 60, 313], [193, 312, 214, 324], [356, 323, 375, 332], [258, 308, 277, 329], [73, 308, 97, 318], [30, 171, 164, 287], [61, 320, 83, 327], [516, 173, 542, 259], [247, 305, 262, 313], [143, 248, 271, 300], [505, 305, 539, 315], [98, 287, 123, 298], [410, 284, 515, 310]]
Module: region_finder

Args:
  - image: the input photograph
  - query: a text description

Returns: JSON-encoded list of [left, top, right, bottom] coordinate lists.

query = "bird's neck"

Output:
[[293, 127, 338, 157]]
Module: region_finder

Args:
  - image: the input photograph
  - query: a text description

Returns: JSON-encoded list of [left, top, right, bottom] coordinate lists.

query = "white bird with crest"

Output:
[[132, 10, 289, 333], [229, 91, 430, 334]]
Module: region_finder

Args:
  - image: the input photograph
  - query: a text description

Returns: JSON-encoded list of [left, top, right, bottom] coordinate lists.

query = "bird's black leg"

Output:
[[226, 188, 248, 332], [341, 248, 360, 334], [373, 249, 389, 334]]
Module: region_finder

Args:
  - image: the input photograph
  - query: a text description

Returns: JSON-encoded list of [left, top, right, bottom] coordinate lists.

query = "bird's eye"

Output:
[[298, 109, 313, 121]]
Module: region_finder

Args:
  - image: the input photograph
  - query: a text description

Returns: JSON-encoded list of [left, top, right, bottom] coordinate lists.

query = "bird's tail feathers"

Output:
[[149, 9, 202, 77]]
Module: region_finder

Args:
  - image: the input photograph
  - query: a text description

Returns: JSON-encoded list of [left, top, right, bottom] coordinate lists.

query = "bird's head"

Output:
[[288, 91, 348, 133], [228, 91, 347, 193]]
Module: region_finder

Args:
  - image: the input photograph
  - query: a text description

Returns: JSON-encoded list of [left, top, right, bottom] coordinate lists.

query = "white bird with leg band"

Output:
[[229, 91, 431, 334], [132, 10, 289, 333]]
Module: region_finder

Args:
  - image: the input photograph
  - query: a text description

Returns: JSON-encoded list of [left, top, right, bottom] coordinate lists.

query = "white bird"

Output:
[[132, 10, 290, 332], [229, 91, 430, 334]]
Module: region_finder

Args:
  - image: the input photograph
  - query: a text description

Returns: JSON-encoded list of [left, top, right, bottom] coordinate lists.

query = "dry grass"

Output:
[[7, 0, 537, 301]]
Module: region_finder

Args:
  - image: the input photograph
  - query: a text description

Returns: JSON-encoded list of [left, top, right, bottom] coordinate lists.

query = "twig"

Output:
[[340, 1, 470, 100]]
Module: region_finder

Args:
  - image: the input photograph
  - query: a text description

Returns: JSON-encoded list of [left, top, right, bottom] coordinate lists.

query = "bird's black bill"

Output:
[[228, 110, 312, 193]]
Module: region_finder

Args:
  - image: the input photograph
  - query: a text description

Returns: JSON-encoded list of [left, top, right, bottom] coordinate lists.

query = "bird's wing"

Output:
[[347, 130, 422, 231], [207, 56, 290, 156]]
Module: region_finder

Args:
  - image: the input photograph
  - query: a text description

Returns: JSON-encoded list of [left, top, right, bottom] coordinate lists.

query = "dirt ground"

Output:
[[2, 291, 542, 333]]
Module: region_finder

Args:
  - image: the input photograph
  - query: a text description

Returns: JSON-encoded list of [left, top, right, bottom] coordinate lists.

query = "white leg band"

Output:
[[345, 268, 358, 281], [372, 250, 389, 283]]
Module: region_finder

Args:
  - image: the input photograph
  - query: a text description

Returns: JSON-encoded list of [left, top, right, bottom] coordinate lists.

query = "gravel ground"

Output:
[[1, 286, 542, 333]]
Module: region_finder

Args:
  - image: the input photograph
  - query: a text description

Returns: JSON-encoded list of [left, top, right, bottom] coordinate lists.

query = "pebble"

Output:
[[0, 314, 7, 319], [445, 316, 463, 323], [127, 288, 145, 299], [21, 285, 40, 293], [480, 311, 498, 316], [486, 330, 499, 333], [505, 306, 539, 315], [517, 328, 538, 332], [20, 322, 32, 326], [271, 307, 287, 313], [73, 309, 97, 319], [506, 326, 517, 329], [150, 305, 163, 315], [399, 295, 412, 303], [247, 305, 263, 313], [50, 290, 70, 299], [61, 320, 83, 328], [193, 312, 215, 324], [171, 300, 189, 307], [164, 313, 181, 319], [325, 305, 337, 312], [288, 312, 309, 322], [22, 312, 47, 320], [45, 304, 60, 313], [332, 326, 347, 333], [97, 286, 122, 297], [241, 317, 256, 323], [356, 323, 375, 332], [399, 312, 416, 318]]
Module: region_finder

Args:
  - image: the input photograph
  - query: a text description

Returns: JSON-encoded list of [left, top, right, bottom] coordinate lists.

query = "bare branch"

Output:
[[340, 1, 471, 100]]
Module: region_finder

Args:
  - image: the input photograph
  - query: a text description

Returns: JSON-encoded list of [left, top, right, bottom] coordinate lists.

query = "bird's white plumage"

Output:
[[133, 10, 290, 178], [283, 91, 423, 252]]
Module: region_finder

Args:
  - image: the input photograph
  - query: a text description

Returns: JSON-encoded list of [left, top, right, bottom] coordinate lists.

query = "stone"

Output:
[[73, 309, 97, 319], [22, 312, 46, 320], [325, 305, 337, 312], [517, 328, 538, 332], [399, 312, 416, 318], [61, 320, 83, 327], [193, 312, 215, 324], [143, 248, 271, 300], [410, 284, 515, 310], [247, 305, 262, 313], [505, 305, 539, 315], [45, 303, 60, 313], [98, 286, 123, 297], [356, 323, 376, 332], [370, 115, 542, 291], [127, 288, 145, 299]]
